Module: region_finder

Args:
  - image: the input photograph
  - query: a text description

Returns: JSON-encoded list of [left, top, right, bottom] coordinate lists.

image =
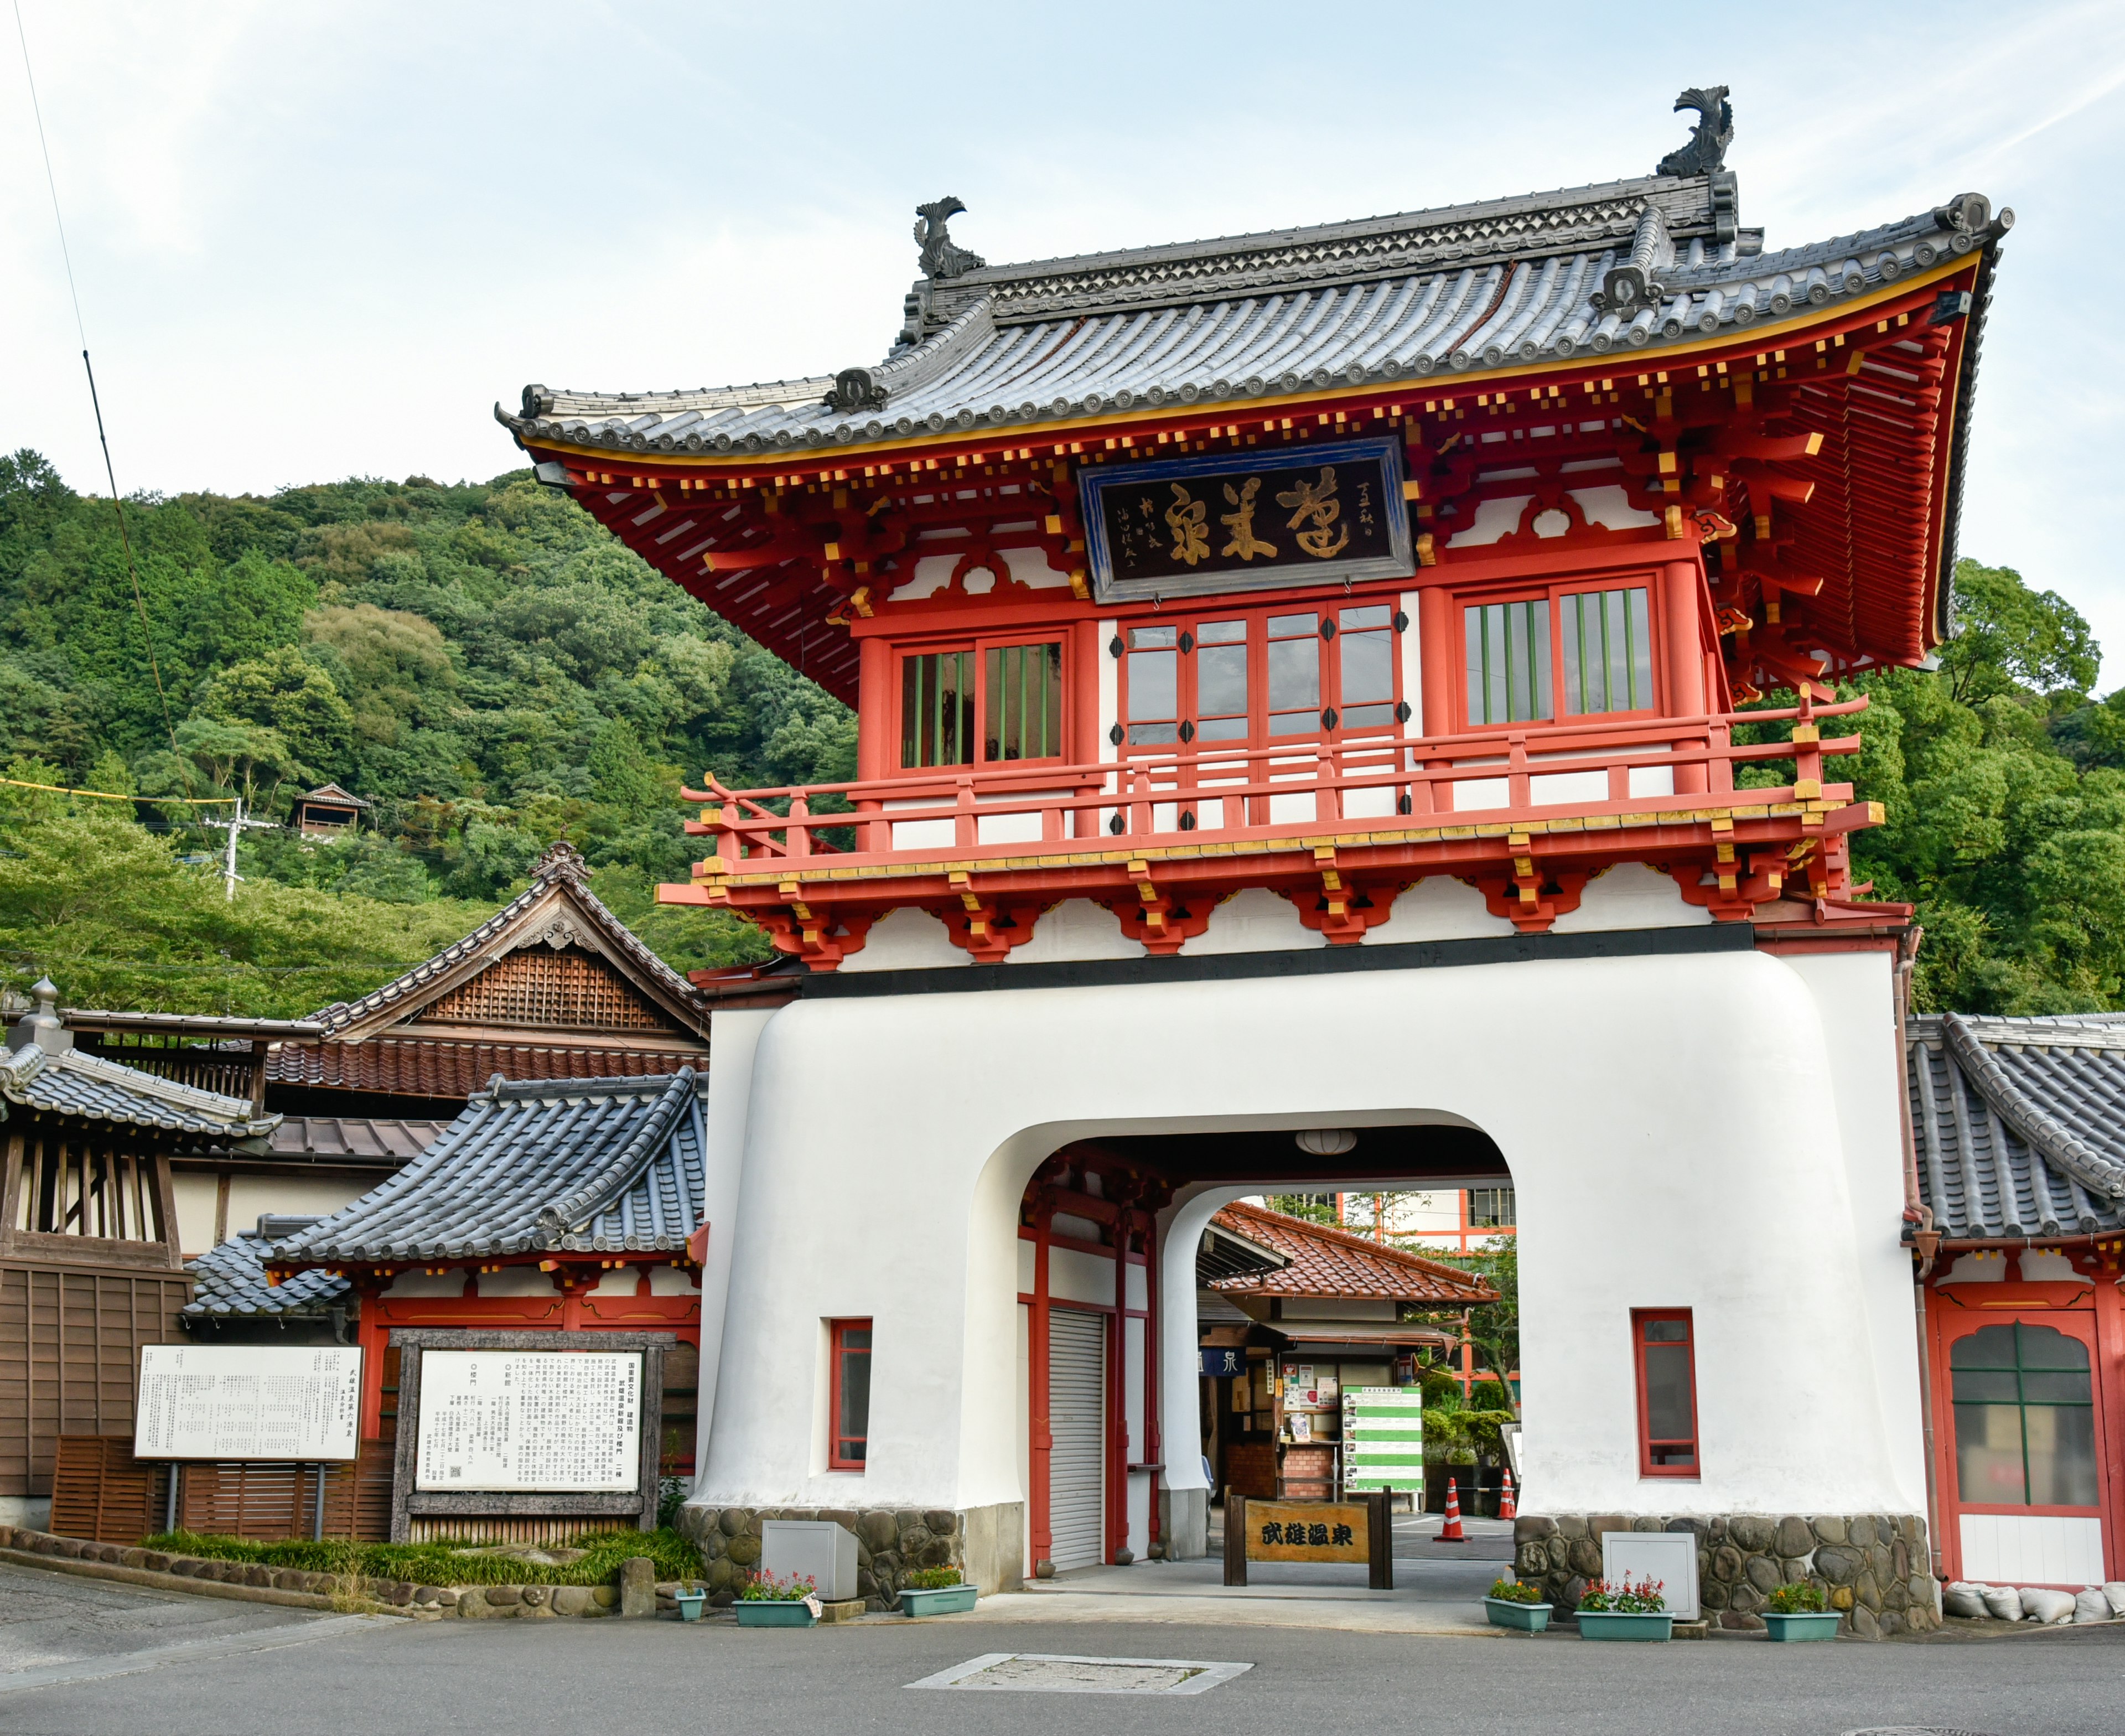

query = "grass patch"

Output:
[[143, 1527, 702, 1587]]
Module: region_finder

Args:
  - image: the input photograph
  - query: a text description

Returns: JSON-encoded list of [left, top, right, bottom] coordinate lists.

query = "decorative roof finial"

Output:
[[532, 840, 586, 880], [1657, 86, 1733, 178], [914, 197, 986, 281]]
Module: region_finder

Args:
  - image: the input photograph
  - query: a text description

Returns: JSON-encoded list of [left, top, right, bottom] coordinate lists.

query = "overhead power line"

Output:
[[12, 0, 188, 775]]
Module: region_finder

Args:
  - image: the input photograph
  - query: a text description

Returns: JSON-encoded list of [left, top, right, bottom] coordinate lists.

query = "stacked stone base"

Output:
[[678, 1504, 965, 1612], [1514, 1513, 1939, 1639]]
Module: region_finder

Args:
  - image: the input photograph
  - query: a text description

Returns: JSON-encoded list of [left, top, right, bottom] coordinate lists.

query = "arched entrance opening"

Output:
[[1012, 1117, 1515, 1575]]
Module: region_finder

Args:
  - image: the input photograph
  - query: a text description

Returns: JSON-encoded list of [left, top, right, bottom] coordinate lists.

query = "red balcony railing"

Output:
[[683, 696, 1865, 871]]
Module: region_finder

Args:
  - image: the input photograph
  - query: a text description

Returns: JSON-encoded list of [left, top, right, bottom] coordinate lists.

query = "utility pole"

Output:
[[200, 797, 276, 900]]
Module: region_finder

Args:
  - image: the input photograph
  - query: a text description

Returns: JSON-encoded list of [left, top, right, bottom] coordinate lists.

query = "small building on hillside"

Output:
[[0, 981, 279, 1524], [1908, 1013, 2125, 1590], [1200, 1201, 1492, 1500], [290, 783, 371, 838]]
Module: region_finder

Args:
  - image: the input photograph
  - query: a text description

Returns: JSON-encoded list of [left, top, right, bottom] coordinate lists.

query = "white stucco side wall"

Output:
[[1771, 947, 1929, 1514], [698, 945, 1921, 1524], [693, 1007, 770, 1478]]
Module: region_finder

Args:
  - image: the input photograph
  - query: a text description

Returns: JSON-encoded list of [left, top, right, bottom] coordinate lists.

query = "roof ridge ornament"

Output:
[[1658, 86, 1733, 178], [915, 196, 986, 282]]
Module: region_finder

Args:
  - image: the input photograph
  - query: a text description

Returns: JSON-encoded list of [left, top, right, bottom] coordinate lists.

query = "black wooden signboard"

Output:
[[1080, 435, 1413, 604]]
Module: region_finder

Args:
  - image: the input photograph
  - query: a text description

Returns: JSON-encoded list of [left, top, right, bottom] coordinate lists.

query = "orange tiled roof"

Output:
[[1209, 1201, 1497, 1305]]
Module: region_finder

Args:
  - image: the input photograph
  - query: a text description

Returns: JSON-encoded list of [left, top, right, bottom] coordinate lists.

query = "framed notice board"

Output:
[[388, 1329, 672, 1543], [1341, 1386, 1424, 1495], [134, 1344, 362, 1462]]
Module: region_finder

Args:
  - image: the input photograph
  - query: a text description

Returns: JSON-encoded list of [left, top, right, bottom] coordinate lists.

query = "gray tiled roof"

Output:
[[502, 172, 2007, 464], [301, 842, 707, 1038], [185, 1229, 350, 1318], [0, 1042, 278, 1139], [1908, 1013, 2125, 1241], [273, 1069, 706, 1263], [267, 1116, 448, 1164]]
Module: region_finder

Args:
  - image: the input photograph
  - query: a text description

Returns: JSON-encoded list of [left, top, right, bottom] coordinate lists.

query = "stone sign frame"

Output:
[[388, 1328, 671, 1544]]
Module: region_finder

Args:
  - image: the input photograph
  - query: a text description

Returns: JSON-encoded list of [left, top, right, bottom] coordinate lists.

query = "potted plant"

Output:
[[1483, 1577, 1553, 1633], [673, 1583, 708, 1622], [898, 1566, 977, 1617], [1763, 1582, 1841, 1641], [733, 1569, 820, 1627], [1575, 1576, 1672, 1641]]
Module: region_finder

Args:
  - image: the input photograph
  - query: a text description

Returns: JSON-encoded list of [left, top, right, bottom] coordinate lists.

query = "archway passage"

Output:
[[1015, 1121, 1511, 1576]]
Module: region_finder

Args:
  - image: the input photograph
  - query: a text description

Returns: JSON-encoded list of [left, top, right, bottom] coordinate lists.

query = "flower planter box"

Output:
[[674, 1590, 708, 1622], [734, 1601, 817, 1628], [899, 1584, 978, 1617], [1763, 1611, 1841, 1642], [1575, 1611, 1672, 1641], [1484, 1597, 1552, 1633]]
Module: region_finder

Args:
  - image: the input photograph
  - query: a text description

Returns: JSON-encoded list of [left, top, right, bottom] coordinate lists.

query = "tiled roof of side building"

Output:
[[1209, 1201, 1497, 1304], [273, 1069, 706, 1264], [1909, 1013, 2125, 1242], [0, 1041, 277, 1140], [185, 1227, 350, 1318], [266, 1117, 450, 1163], [502, 161, 2005, 465], [294, 841, 709, 1041]]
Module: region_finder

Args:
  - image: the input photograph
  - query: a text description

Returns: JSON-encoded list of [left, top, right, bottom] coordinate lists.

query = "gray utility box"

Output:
[[761, 1520, 858, 1602]]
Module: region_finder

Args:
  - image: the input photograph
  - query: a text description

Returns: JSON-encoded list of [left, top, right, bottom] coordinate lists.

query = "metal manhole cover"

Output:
[[908, 1652, 1252, 1696]]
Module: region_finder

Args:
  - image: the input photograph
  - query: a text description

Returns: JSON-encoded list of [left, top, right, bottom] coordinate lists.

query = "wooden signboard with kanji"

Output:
[[1224, 1490, 1392, 1589]]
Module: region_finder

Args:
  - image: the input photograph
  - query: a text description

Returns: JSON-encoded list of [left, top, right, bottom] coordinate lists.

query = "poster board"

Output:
[[1341, 1386, 1424, 1494], [134, 1344, 361, 1462], [415, 1350, 641, 1493]]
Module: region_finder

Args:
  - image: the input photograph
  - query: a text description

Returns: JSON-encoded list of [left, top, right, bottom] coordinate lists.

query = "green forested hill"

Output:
[[2, 445, 2123, 1015]]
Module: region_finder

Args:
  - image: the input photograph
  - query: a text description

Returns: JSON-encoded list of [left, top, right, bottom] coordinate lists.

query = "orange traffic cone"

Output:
[[1499, 1468, 1517, 1521], [1438, 1476, 1466, 1542]]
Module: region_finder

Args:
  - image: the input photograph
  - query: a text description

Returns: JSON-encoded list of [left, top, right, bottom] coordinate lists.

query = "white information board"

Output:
[[415, 1351, 641, 1493], [134, 1344, 362, 1461]]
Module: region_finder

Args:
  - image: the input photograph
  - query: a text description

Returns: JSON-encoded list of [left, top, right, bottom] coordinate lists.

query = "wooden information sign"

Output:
[[1223, 1490, 1392, 1589], [388, 1329, 671, 1543]]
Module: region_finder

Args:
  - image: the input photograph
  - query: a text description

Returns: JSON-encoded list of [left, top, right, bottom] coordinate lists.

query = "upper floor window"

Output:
[[901, 639, 1063, 769], [1120, 601, 1406, 750], [1463, 580, 1658, 729], [1466, 1186, 1516, 1229], [1632, 1309, 1698, 1477]]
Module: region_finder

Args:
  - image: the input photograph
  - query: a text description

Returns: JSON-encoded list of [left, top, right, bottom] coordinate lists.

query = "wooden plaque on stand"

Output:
[[387, 1329, 672, 1543]]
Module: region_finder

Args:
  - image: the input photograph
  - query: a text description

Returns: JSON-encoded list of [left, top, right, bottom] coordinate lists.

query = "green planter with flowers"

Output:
[[734, 1570, 819, 1627], [898, 1567, 976, 1616], [1575, 1576, 1671, 1640], [1763, 1582, 1840, 1641], [1483, 1578, 1553, 1633]]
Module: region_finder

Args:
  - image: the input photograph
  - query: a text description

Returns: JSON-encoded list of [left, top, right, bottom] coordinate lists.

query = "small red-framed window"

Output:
[[1631, 1309, 1699, 1477], [899, 638, 1065, 768], [828, 1319, 873, 1470]]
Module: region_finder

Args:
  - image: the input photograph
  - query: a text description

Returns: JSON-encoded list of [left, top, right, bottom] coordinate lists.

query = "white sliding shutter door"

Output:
[[1047, 1308, 1106, 1572]]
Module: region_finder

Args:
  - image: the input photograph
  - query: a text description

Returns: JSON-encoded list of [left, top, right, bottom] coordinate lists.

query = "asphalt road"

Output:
[[4, 1558, 2123, 1736]]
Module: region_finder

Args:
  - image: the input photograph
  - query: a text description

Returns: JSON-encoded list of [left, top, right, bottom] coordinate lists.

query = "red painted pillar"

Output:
[[857, 636, 893, 782], [357, 1290, 389, 1440], [1142, 1210, 1160, 1552], [1108, 1220, 1129, 1564], [2093, 1258, 2125, 1581], [1662, 559, 1709, 793], [1418, 584, 1455, 738], [1028, 1214, 1053, 1573]]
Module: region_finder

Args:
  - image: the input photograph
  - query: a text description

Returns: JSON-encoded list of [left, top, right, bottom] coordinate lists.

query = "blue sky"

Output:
[[6, 3, 2122, 677]]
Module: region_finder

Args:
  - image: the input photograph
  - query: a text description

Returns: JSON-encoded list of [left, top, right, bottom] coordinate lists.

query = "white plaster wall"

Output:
[[1551, 863, 1712, 934], [1007, 899, 1144, 965], [694, 1010, 768, 1476], [1181, 887, 1323, 955], [1771, 949, 1930, 1515], [698, 947, 1921, 1522], [839, 906, 966, 972], [1365, 877, 1516, 944]]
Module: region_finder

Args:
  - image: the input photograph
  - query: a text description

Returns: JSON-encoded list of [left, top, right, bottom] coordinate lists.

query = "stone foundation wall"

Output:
[[678, 1504, 966, 1611], [1514, 1512, 1940, 1639]]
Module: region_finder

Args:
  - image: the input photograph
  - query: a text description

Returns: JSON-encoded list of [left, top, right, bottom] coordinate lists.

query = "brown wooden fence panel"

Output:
[[0, 1266, 189, 1499], [168, 1439, 394, 1543], [49, 1435, 167, 1543]]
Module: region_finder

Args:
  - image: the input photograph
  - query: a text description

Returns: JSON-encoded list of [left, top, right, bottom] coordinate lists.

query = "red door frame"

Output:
[[1925, 1279, 2117, 1585]]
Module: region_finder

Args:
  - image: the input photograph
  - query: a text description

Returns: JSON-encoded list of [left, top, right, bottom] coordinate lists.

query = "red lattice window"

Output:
[[422, 949, 676, 1032]]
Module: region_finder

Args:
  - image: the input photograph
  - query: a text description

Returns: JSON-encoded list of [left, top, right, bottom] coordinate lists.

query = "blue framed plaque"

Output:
[[1080, 434, 1413, 605]]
